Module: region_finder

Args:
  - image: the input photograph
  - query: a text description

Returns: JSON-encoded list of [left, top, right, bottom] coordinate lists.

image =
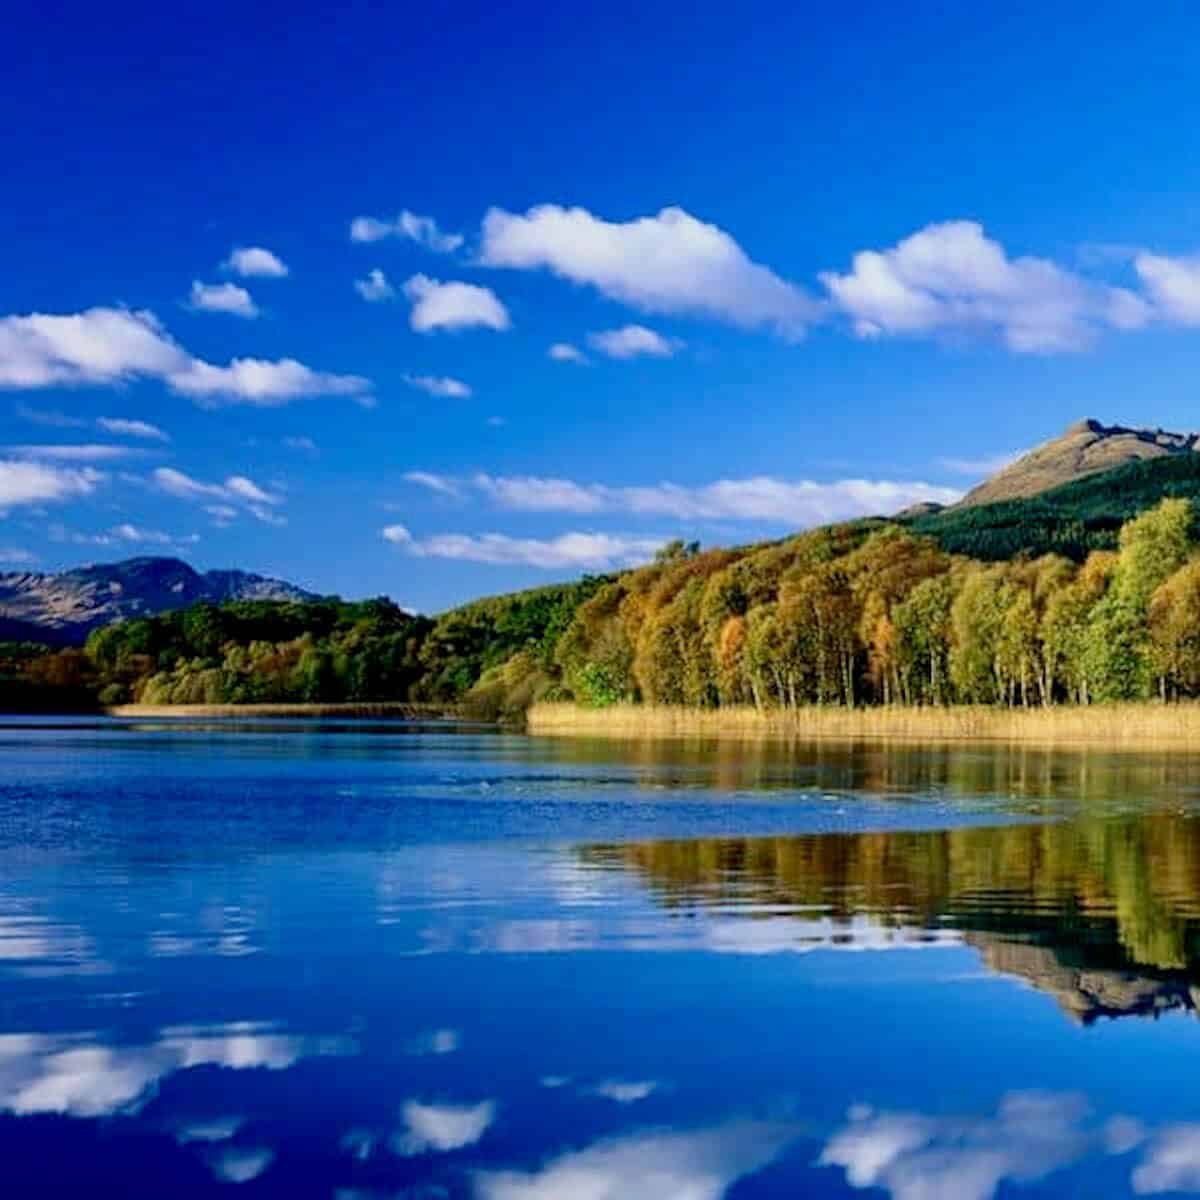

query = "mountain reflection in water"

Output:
[[582, 814, 1200, 1023]]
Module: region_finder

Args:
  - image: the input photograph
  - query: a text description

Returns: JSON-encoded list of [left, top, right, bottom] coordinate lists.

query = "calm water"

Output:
[[5, 720, 1200, 1197]]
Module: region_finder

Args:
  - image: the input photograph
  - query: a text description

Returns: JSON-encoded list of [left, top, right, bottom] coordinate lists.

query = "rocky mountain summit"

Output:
[[959, 418, 1200, 508], [0, 557, 318, 644]]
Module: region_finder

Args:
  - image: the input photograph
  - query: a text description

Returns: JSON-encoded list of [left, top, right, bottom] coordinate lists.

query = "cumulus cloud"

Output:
[[223, 246, 288, 278], [476, 1121, 796, 1200], [353, 268, 395, 302], [404, 471, 963, 523], [548, 342, 588, 363], [0, 460, 101, 510], [350, 211, 464, 253], [821, 220, 1150, 352], [0, 1023, 351, 1119], [97, 417, 169, 441], [0, 307, 370, 406], [480, 204, 818, 337], [207, 1146, 274, 1184], [1132, 1124, 1200, 1193], [588, 325, 681, 359], [403, 374, 473, 398], [1134, 253, 1200, 324], [588, 1080, 657, 1104], [188, 280, 259, 318], [402, 275, 511, 333], [382, 526, 668, 569], [390, 1099, 495, 1155], [819, 1093, 1096, 1200]]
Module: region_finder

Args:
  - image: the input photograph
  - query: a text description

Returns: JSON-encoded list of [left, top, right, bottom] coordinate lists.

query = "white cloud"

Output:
[[7, 444, 141, 462], [15, 404, 86, 428], [548, 342, 588, 363], [0, 460, 101, 510], [391, 1099, 495, 1155], [350, 211, 464, 253], [189, 280, 259, 318], [1134, 253, 1200, 324], [154, 468, 282, 524], [207, 1146, 274, 1184], [169, 357, 370, 407], [0, 307, 370, 406], [110, 523, 183, 545], [476, 1121, 796, 1200], [402, 275, 511, 333], [821, 220, 1150, 352], [1133, 1125, 1200, 1193], [382, 526, 667, 569], [819, 1093, 1094, 1200], [0, 1023, 351, 1119], [404, 374, 473, 399], [223, 246, 288, 278], [283, 436, 318, 453], [588, 325, 681, 359], [0, 547, 37, 565], [406, 470, 963, 523], [402, 470, 465, 497], [97, 417, 169, 441], [588, 1080, 657, 1104], [481, 204, 819, 337], [353, 268, 395, 302]]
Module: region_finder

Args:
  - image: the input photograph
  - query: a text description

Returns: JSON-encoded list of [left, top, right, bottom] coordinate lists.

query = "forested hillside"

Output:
[[9, 460, 1200, 716], [909, 453, 1200, 560]]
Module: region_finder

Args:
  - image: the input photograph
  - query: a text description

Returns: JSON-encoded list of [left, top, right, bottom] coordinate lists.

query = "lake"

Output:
[[3, 717, 1200, 1198]]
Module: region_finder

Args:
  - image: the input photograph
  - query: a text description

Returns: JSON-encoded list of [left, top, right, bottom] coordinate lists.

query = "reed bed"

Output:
[[527, 701, 1200, 747], [106, 702, 451, 719]]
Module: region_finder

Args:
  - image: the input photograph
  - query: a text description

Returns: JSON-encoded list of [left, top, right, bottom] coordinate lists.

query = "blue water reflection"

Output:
[[4, 719, 1200, 1196]]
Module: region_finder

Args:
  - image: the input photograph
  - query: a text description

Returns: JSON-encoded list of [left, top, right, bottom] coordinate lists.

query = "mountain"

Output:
[[958, 418, 1199, 508], [0, 557, 319, 644]]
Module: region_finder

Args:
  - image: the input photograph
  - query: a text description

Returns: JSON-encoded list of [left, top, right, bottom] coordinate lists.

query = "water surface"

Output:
[[3, 717, 1200, 1197]]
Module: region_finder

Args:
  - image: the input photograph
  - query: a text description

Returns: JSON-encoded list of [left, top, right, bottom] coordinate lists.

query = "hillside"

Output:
[[956, 419, 1199, 508], [908, 453, 1200, 560], [0, 557, 318, 643]]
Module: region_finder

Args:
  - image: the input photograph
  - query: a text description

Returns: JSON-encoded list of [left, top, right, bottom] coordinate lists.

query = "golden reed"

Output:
[[526, 701, 1200, 747]]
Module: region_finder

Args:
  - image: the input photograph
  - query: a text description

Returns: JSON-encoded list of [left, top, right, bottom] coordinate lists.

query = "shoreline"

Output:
[[103, 702, 456, 719], [526, 701, 1200, 748]]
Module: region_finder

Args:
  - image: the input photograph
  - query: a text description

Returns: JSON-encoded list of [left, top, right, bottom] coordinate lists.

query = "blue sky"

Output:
[[6, 1, 1200, 610]]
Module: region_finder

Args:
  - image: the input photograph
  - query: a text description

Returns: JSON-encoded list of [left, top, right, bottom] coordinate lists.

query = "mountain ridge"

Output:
[[0, 556, 319, 644]]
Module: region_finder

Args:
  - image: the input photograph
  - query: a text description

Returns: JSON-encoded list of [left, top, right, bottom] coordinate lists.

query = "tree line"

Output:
[[4, 499, 1200, 714]]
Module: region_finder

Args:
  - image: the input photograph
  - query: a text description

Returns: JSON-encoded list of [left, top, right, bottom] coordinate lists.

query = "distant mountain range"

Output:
[[0, 557, 318, 644]]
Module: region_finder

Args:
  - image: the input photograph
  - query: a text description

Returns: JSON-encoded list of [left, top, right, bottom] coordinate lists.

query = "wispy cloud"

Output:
[[353, 268, 395, 302], [223, 246, 288, 278], [937, 451, 1024, 477], [6, 444, 143, 462], [0, 547, 38, 564], [0, 460, 101, 510], [480, 203, 819, 337], [548, 342, 588, 364], [350, 210, 464, 253], [403, 374, 472, 399], [382, 525, 667, 569], [402, 275, 511, 333], [283, 436, 318, 453], [0, 307, 370, 406], [189, 280, 259, 318], [154, 467, 284, 524], [404, 471, 963, 523], [97, 417, 169, 441]]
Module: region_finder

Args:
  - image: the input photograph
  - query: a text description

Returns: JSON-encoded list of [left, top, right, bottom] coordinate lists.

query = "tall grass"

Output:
[[527, 701, 1200, 747]]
